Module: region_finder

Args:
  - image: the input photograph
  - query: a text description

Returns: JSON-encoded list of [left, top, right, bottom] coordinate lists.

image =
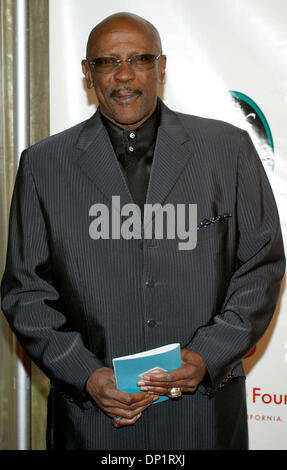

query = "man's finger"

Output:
[[138, 383, 198, 395], [102, 392, 158, 411], [105, 396, 157, 420], [104, 387, 149, 405], [138, 364, 193, 385], [112, 413, 142, 428]]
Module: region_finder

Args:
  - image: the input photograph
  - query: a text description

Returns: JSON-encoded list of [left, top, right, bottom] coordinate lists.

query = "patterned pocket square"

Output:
[[197, 213, 232, 230]]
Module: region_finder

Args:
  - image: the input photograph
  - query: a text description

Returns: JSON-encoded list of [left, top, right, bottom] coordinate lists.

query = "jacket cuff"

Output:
[[50, 355, 104, 410], [184, 336, 236, 396]]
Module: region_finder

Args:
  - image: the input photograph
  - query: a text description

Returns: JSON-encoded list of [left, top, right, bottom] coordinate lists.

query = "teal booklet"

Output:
[[113, 343, 181, 403]]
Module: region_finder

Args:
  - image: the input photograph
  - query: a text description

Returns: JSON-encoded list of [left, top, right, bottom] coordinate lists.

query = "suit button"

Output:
[[147, 319, 157, 328], [145, 280, 155, 288]]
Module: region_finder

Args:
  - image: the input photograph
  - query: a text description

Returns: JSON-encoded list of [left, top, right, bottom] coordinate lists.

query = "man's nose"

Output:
[[113, 61, 136, 81]]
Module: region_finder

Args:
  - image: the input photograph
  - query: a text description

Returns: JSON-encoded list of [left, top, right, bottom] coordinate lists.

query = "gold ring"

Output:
[[168, 387, 182, 398], [112, 416, 122, 427]]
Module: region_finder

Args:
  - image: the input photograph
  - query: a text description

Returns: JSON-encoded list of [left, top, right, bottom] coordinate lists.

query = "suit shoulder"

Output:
[[27, 120, 86, 156], [174, 109, 244, 142]]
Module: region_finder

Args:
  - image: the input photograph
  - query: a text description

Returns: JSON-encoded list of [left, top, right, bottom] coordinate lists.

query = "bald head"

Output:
[[86, 12, 162, 58]]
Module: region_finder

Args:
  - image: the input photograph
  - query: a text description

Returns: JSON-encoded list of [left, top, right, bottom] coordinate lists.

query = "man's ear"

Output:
[[81, 60, 94, 89], [158, 54, 167, 85]]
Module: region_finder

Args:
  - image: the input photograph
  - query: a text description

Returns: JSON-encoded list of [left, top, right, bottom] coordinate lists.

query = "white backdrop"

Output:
[[49, 0, 287, 450]]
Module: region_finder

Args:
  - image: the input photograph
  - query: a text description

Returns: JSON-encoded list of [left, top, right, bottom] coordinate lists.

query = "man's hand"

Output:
[[136, 349, 207, 395], [86, 367, 158, 426]]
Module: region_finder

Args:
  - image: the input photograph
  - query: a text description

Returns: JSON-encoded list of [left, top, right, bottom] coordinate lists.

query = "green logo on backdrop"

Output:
[[229, 91, 274, 171]]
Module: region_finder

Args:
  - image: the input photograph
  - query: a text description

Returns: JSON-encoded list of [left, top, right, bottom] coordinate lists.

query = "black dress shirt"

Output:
[[101, 101, 161, 215]]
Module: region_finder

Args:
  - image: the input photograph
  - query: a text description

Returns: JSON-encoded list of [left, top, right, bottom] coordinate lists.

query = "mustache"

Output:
[[110, 87, 143, 98]]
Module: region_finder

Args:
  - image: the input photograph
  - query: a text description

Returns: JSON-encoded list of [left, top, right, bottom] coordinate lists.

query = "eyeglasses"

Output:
[[87, 53, 163, 73]]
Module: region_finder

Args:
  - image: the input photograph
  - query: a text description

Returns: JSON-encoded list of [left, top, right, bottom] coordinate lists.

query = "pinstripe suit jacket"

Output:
[[1, 99, 285, 450]]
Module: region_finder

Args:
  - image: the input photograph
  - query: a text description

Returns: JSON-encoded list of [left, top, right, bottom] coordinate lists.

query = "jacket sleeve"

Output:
[[188, 131, 285, 394], [1, 150, 104, 405]]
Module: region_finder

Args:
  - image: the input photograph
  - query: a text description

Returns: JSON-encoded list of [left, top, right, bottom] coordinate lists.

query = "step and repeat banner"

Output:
[[49, 0, 287, 450]]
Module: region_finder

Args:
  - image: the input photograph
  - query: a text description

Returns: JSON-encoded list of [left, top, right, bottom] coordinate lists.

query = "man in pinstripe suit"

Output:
[[1, 12, 285, 450]]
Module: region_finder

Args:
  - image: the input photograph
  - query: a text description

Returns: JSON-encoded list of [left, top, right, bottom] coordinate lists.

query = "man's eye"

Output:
[[133, 54, 153, 63], [96, 57, 116, 66]]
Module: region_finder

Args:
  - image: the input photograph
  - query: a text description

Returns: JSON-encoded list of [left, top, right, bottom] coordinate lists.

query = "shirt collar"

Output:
[[100, 100, 161, 166]]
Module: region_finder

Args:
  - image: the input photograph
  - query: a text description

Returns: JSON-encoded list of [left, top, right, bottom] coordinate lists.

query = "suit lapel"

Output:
[[74, 109, 133, 207], [144, 101, 192, 228]]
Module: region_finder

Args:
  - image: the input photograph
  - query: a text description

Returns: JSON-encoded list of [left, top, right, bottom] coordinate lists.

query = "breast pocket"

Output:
[[197, 216, 231, 243]]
